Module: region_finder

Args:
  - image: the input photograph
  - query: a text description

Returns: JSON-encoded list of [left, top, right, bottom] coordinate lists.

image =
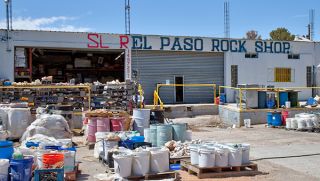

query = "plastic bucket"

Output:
[[97, 117, 110, 132], [0, 141, 14, 159], [285, 118, 292, 129], [199, 146, 215, 168], [219, 93, 226, 105], [149, 148, 169, 173], [10, 156, 34, 181], [110, 117, 124, 132], [172, 123, 187, 142], [240, 144, 250, 164], [156, 124, 172, 147], [0, 159, 9, 181], [185, 130, 192, 141], [104, 140, 118, 160], [297, 118, 306, 130], [144, 128, 150, 142], [35, 150, 49, 169], [291, 119, 298, 129], [281, 111, 289, 126], [285, 101, 291, 108], [42, 153, 64, 169], [63, 151, 76, 172], [244, 119, 251, 128], [149, 126, 157, 146], [189, 144, 200, 165], [215, 148, 229, 167], [228, 147, 242, 166], [113, 154, 133, 178], [306, 119, 314, 130], [132, 151, 150, 176]]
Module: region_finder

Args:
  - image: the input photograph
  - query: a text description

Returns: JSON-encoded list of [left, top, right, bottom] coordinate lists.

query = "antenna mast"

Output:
[[125, 0, 131, 35], [309, 9, 315, 41], [224, 0, 230, 38]]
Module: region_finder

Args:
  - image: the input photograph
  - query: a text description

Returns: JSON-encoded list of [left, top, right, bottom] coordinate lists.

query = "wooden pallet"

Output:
[[170, 156, 190, 164], [126, 171, 177, 180], [64, 163, 81, 181], [180, 160, 259, 179]]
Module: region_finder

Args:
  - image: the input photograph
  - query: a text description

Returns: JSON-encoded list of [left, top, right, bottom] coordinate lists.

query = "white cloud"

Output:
[[0, 16, 91, 32]]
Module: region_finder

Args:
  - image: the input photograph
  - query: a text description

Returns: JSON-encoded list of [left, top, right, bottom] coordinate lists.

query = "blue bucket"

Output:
[[0, 141, 14, 159], [10, 156, 34, 181], [219, 93, 226, 105], [272, 112, 282, 126]]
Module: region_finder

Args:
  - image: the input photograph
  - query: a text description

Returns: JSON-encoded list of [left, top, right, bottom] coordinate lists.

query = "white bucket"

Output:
[[63, 151, 76, 173], [240, 144, 250, 164], [133, 109, 150, 135], [312, 117, 320, 128], [132, 151, 150, 176], [0, 159, 9, 181], [215, 147, 229, 167], [149, 148, 169, 173], [189, 144, 200, 165], [104, 140, 118, 160], [244, 119, 251, 128], [228, 147, 242, 166], [291, 119, 298, 129], [297, 118, 306, 130], [185, 130, 192, 141], [144, 128, 150, 142], [113, 154, 133, 178], [285, 101, 291, 108], [285, 118, 292, 129], [94, 132, 109, 158], [199, 146, 215, 168]]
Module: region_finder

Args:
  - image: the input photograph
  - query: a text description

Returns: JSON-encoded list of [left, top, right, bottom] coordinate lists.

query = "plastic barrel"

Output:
[[267, 112, 273, 125], [96, 117, 110, 132], [279, 92, 289, 107], [87, 118, 97, 142], [0, 141, 14, 159], [133, 109, 150, 135], [281, 110, 289, 125], [10, 156, 34, 181], [172, 123, 187, 142], [149, 125, 157, 146], [110, 117, 125, 132], [219, 93, 226, 105], [156, 124, 172, 147], [272, 112, 282, 126], [258, 91, 267, 109]]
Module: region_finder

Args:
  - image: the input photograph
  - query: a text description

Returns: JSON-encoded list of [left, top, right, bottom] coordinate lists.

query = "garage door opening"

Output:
[[14, 48, 125, 83]]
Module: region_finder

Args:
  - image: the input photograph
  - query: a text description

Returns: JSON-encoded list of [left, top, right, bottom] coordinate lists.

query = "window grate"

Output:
[[274, 68, 291, 82]]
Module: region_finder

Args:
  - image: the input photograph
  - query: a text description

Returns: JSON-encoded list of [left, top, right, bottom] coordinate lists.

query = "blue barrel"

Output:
[[0, 141, 14, 159], [219, 93, 226, 105], [272, 112, 282, 126], [267, 99, 276, 109], [172, 123, 187, 142], [258, 91, 267, 109], [279, 92, 288, 107], [267, 112, 273, 125], [156, 124, 172, 147], [150, 125, 157, 147], [10, 156, 34, 181]]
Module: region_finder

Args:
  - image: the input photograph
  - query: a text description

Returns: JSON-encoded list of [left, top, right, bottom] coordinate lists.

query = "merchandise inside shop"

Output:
[[14, 47, 125, 83]]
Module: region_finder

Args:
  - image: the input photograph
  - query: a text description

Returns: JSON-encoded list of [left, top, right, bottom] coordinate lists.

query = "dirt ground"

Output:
[[74, 115, 320, 181]]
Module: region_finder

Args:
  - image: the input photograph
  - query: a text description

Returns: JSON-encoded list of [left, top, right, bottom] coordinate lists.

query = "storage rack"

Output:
[[0, 85, 91, 113]]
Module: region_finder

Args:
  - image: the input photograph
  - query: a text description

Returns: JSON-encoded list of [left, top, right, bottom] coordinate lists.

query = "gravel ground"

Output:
[[74, 116, 320, 181]]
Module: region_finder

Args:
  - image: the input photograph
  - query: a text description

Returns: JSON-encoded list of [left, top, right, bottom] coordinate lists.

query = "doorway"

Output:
[[175, 76, 184, 103]]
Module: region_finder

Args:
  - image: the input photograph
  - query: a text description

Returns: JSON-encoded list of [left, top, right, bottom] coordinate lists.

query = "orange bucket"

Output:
[[42, 153, 64, 168]]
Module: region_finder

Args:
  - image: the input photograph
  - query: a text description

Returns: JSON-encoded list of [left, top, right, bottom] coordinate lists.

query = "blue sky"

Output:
[[0, 0, 319, 40]]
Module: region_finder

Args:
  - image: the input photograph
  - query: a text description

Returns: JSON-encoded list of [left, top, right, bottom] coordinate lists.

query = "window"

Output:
[[307, 66, 312, 87], [245, 53, 258, 58], [274, 68, 291, 82], [231, 65, 238, 87], [288, 54, 300, 59]]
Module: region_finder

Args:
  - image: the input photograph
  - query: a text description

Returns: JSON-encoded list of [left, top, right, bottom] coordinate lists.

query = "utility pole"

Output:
[[125, 0, 131, 35]]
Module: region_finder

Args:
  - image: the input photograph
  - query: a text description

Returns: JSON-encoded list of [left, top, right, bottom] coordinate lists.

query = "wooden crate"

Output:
[[181, 159, 259, 179], [126, 171, 177, 180]]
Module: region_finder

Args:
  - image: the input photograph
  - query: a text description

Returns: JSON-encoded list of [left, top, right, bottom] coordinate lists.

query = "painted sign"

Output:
[[87, 33, 291, 54]]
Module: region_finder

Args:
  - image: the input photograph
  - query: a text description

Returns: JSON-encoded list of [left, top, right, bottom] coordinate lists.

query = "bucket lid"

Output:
[[0, 141, 13, 147]]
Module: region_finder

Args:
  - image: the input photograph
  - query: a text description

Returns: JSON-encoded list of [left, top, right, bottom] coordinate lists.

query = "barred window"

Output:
[[274, 68, 291, 82]]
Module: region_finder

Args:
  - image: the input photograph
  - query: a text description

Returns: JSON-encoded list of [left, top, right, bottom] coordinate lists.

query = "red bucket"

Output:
[[42, 153, 64, 169]]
